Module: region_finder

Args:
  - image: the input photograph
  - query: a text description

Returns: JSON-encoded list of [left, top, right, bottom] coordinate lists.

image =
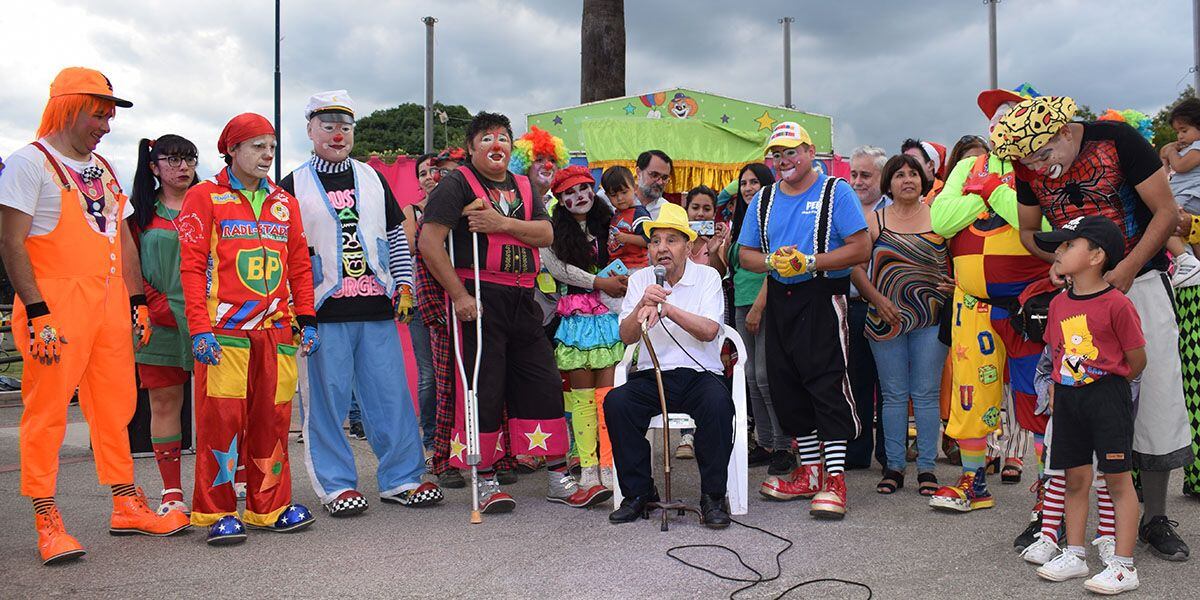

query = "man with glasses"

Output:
[[635, 150, 673, 219], [737, 122, 871, 520], [282, 90, 443, 517]]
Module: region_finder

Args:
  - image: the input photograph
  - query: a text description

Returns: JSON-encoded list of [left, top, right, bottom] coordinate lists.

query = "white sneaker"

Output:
[[675, 434, 695, 459], [599, 466, 615, 488], [1036, 550, 1090, 582], [1083, 562, 1139, 595], [578, 466, 603, 490], [1172, 253, 1200, 288], [1021, 534, 1061, 565], [1092, 535, 1117, 566]]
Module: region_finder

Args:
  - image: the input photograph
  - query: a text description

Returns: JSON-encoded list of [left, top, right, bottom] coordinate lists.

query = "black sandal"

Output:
[[917, 472, 939, 496], [876, 469, 904, 494], [1001, 462, 1023, 484]]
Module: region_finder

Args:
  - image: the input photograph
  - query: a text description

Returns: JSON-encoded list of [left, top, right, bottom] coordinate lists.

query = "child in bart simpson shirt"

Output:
[[1029, 215, 1146, 595]]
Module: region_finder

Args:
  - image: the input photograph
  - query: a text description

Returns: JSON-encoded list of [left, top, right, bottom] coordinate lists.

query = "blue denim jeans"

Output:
[[868, 325, 947, 473], [408, 318, 437, 450]]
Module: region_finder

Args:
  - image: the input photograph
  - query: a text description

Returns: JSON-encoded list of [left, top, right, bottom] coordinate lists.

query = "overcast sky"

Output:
[[0, 0, 1194, 180]]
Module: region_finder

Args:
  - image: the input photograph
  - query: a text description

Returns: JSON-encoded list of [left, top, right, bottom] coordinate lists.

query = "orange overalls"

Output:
[[14, 142, 136, 498]]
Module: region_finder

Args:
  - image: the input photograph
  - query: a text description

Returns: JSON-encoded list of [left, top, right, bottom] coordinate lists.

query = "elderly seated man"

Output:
[[605, 203, 733, 529]]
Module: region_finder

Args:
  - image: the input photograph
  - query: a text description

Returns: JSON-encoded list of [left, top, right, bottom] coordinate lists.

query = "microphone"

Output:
[[653, 265, 666, 315]]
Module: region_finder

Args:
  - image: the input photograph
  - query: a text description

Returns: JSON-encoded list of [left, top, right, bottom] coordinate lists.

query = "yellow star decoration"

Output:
[[755, 110, 776, 131], [496, 434, 507, 454], [524, 424, 552, 451], [450, 434, 467, 462]]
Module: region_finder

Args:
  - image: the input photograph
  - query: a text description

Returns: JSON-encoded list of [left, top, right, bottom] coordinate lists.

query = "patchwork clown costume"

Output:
[[0, 67, 190, 565], [178, 114, 318, 539], [927, 89, 1051, 514], [284, 90, 442, 516]]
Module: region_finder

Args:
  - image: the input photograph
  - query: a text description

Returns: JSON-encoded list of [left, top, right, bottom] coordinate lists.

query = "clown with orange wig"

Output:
[[0, 67, 191, 565]]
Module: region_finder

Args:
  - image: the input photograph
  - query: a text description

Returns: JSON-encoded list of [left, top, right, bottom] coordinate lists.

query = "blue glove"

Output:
[[300, 325, 319, 355], [192, 332, 223, 366]]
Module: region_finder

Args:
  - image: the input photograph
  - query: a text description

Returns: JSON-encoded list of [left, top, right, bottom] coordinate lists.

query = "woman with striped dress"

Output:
[[851, 154, 952, 497]]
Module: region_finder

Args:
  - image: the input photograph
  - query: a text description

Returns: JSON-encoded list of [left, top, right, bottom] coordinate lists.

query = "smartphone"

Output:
[[596, 258, 629, 278], [689, 220, 715, 236]]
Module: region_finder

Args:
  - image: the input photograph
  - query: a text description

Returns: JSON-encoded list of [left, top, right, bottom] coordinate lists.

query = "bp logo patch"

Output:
[[236, 248, 283, 296]]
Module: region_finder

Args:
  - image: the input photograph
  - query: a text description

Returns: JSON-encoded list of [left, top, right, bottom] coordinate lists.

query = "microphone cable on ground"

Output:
[[655, 320, 874, 599]]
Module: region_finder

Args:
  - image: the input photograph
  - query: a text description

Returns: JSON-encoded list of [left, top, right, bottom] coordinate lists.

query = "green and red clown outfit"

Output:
[[177, 121, 317, 528]]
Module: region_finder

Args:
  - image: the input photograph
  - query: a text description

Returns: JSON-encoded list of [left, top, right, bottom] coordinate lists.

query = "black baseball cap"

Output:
[[1033, 215, 1125, 271]]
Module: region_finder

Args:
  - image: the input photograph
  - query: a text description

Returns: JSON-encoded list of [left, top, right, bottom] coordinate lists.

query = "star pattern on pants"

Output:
[[253, 441, 286, 492], [211, 435, 239, 488], [524, 424, 552, 452], [450, 434, 467, 462]]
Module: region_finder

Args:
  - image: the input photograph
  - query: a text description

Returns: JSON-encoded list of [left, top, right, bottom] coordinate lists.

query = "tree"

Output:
[[1076, 104, 1098, 122], [580, 0, 625, 103], [352, 102, 472, 159], [1151, 86, 1195, 148]]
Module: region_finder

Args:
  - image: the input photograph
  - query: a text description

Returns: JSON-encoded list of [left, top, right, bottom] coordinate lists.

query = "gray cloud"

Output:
[[0, 0, 1193, 184]]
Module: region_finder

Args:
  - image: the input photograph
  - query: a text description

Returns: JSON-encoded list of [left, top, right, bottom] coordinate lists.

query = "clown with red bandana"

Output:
[[178, 112, 319, 545]]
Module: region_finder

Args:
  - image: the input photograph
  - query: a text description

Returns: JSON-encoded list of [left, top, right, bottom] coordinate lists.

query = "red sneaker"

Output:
[[809, 472, 848, 519], [36, 507, 85, 565], [760, 463, 822, 501]]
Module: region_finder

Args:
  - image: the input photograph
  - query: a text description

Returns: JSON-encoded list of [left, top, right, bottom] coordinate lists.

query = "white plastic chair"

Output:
[[609, 324, 748, 515]]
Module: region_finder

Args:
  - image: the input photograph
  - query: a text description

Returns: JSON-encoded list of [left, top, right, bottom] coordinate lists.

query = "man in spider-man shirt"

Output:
[[998, 95, 1192, 562]]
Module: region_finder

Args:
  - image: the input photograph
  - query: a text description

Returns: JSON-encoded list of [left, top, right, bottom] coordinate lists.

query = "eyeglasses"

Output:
[[767, 148, 801, 161], [643, 171, 670, 183], [158, 156, 198, 168], [319, 123, 355, 134]]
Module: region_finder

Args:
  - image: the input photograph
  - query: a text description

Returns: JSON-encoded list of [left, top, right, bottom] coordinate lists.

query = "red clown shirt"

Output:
[[178, 168, 316, 335]]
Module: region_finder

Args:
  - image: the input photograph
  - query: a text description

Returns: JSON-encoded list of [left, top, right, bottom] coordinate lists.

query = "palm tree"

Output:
[[580, 0, 625, 103]]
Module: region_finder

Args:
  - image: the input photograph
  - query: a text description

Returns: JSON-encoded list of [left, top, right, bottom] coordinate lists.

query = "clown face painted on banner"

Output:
[[470, 127, 512, 181], [308, 117, 354, 163], [561, 182, 595, 215]]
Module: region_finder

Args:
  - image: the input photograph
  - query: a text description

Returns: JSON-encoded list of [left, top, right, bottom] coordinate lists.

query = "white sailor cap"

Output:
[[305, 90, 355, 123]]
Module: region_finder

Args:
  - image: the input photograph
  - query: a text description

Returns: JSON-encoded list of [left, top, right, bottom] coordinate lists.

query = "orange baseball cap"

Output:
[[49, 67, 132, 108]]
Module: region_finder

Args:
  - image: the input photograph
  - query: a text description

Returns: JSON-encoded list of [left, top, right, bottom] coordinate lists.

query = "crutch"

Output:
[[447, 229, 485, 524], [640, 320, 701, 531]]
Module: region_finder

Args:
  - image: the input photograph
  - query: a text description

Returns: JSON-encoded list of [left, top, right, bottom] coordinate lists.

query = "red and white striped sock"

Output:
[[1095, 478, 1116, 538], [1040, 476, 1066, 544]]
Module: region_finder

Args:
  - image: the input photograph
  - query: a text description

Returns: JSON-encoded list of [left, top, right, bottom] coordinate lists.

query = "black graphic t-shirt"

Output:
[[281, 161, 404, 322], [422, 165, 549, 275]]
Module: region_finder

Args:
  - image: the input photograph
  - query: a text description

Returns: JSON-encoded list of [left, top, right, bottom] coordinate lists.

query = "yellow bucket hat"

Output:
[[990, 96, 1078, 160], [637, 202, 697, 242]]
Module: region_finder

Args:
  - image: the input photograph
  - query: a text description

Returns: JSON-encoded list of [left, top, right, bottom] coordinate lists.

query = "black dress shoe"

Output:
[[701, 494, 731, 529], [767, 450, 797, 476], [748, 446, 772, 467], [438, 470, 466, 489], [496, 468, 518, 485], [609, 489, 660, 524]]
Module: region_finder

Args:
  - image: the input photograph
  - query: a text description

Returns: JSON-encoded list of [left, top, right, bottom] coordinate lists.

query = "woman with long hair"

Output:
[[129, 134, 200, 515], [540, 165, 627, 503], [726, 163, 794, 474]]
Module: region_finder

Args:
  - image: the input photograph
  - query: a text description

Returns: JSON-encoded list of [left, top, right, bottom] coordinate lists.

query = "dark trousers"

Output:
[[763, 277, 861, 441], [605, 368, 734, 497], [845, 298, 882, 468]]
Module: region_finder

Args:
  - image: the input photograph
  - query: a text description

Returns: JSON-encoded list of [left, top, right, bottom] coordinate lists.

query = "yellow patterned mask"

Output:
[[990, 96, 1078, 160]]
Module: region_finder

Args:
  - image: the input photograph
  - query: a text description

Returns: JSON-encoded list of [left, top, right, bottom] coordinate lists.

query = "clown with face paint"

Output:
[[509, 126, 568, 200], [419, 112, 588, 513], [540, 165, 629, 501], [178, 112, 319, 545], [280, 90, 442, 518], [927, 88, 1053, 523], [997, 95, 1193, 563]]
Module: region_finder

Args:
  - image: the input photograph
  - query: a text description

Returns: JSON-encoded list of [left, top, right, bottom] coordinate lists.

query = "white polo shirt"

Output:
[[620, 259, 725, 374]]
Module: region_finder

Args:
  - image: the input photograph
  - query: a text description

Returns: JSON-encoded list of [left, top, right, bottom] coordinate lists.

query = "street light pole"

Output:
[[780, 17, 794, 108], [987, 0, 999, 90], [274, 0, 282, 181], [423, 16, 437, 154], [1194, 0, 1199, 96]]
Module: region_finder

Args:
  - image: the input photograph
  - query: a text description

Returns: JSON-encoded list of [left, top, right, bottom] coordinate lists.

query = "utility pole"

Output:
[[780, 17, 794, 108], [987, 0, 999, 90], [1194, 0, 1199, 96], [274, 0, 282, 181], [423, 16, 437, 154]]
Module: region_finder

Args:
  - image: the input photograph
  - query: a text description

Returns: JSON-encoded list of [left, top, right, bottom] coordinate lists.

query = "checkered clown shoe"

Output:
[[324, 490, 369, 517], [380, 482, 444, 507]]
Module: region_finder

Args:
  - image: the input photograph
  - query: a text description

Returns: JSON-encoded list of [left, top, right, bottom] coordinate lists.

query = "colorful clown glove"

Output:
[[191, 332, 223, 366], [25, 304, 66, 365], [130, 294, 152, 350], [767, 247, 810, 278], [962, 171, 1004, 203], [394, 284, 415, 324], [300, 325, 320, 356]]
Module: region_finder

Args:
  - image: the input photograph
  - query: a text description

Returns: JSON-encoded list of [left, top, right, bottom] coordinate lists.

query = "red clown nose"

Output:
[[333, 134, 344, 143]]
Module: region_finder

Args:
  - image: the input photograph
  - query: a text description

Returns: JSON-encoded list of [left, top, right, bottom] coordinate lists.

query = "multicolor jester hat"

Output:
[[990, 96, 1078, 160]]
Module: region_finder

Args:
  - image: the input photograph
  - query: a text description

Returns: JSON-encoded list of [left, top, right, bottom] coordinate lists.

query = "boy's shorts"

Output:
[[1178, 193, 1200, 217], [1049, 375, 1134, 473]]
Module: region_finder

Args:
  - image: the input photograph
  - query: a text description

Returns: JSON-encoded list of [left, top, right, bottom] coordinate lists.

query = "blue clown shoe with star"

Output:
[[247, 504, 315, 533], [206, 515, 247, 546]]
